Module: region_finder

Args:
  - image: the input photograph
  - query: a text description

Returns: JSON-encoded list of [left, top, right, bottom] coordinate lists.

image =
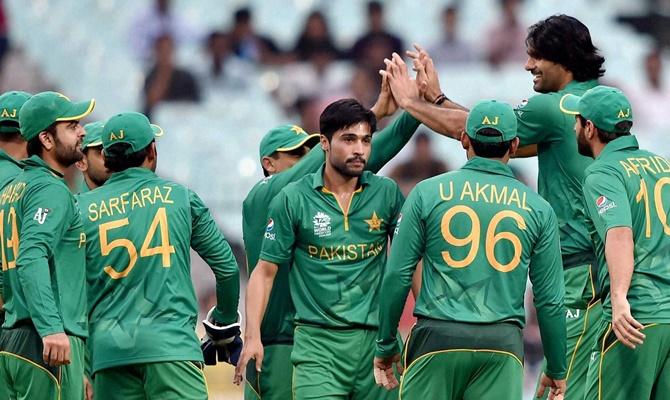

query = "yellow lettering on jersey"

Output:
[[319, 247, 330, 261], [490, 185, 507, 204], [308, 245, 318, 258], [619, 160, 638, 177], [346, 244, 358, 260], [439, 182, 453, 201], [521, 192, 531, 211], [78, 232, 86, 248], [637, 157, 657, 175], [140, 188, 153, 205], [330, 245, 343, 261], [88, 203, 99, 222], [460, 181, 475, 201], [98, 200, 111, 219], [507, 188, 522, 209], [655, 156, 670, 173], [626, 158, 641, 175], [120, 192, 130, 214], [108, 197, 123, 216], [475, 183, 490, 203], [162, 186, 173, 204], [131, 192, 143, 209]]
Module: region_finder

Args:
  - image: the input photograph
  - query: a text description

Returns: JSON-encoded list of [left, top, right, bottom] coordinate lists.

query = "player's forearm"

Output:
[[376, 262, 414, 357], [244, 260, 278, 341], [211, 248, 241, 325], [17, 258, 64, 336], [401, 98, 467, 140], [536, 300, 567, 379], [605, 227, 635, 301], [511, 144, 539, 158], [366, 111, 420, 173], [440, 99, 469, 112]]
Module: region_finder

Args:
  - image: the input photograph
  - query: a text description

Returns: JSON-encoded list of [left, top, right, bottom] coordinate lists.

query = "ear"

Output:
[[261, 156, 275, 174], [585, 120, 596, 140], [509, 137, 520, 155], [38, 131, 55, 151], [75, 158, 88, 172], [460, 131, 469, 150], [320, 134, 330, 152]]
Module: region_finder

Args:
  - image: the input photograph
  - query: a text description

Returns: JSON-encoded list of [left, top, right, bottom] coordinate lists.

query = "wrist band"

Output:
[[434, 93, 448, 105]]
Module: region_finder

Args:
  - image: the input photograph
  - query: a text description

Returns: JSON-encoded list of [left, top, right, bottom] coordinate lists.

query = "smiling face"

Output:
[[321, 122, 372, 178], [524, 50, 571, 93]]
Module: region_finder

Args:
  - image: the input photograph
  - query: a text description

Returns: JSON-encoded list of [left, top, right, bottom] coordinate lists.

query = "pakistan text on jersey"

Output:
[[87, 185, 174, 222], [439, 181, 532, 211], [619, 156, 670, 178], [307, 242, 385, 261]]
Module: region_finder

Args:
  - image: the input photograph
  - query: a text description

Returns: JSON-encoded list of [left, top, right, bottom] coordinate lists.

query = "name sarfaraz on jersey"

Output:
[[87, 185, 174, 222]]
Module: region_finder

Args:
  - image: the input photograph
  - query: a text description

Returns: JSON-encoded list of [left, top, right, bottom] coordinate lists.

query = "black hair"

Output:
[[234, 7, 251, 23], [469, 128, 514, 158], [103, 141, 153, 172], [26, 122, 58, 157], [319, 98, 376, 141], [526, 14, 605, 81], [368, 1, 383, 14], [577, 115, 632, 143], [0, 121, 22, 141]]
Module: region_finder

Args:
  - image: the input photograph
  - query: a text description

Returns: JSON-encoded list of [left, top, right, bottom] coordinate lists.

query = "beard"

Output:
[[576, 129, 593, 157], [54, 135, 84, 166], [330, 155, 366, 178]]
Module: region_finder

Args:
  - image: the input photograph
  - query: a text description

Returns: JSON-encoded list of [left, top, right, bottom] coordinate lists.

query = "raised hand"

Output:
[[407, 44, 442, 103]]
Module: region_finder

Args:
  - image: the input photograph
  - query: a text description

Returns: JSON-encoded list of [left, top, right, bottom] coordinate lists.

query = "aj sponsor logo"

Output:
[[313, 212, 332, 238], [33, 207, 50, 224], [394, 213, 402, 236], [264, 218, 276, 240], [596, 195, 616, 214]]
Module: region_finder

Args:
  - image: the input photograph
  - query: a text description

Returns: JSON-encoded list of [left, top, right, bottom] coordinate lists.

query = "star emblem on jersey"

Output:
[[313, 212, 332, 237], [364, 211, 383, 232]]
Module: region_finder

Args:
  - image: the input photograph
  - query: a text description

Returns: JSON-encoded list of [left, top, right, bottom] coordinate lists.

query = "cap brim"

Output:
[[82, 139, 103, 149], [559, 94, 581, 115], [151, 123, 164, 138], [276, 133, 320, 152], [56, 99, 96, 122]]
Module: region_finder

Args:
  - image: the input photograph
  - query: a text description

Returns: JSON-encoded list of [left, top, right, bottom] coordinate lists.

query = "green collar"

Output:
[[311, 164, 371, 190], [107, 167, 156, 184], [0, 149, 23, 168], [22, 155, 63, 178], [560, 79, 599, 94], [461, 157, 516, 179], [597, 135, 639, 159]]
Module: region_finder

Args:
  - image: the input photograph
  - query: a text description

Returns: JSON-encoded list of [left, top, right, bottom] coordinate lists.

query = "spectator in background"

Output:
[[350, 1, 404, 72], [143, 35, 200, 118], [229, 7, 283, 64], [196, 31, 252, 93], [129, 0, 199, 61], [293, 11, 342, 62], [390, 131, 449, 195], [485, 0, 527, 68], [428, 5, 477, 64], [628, 48, 670, 134], [0, 0, 9, 74]]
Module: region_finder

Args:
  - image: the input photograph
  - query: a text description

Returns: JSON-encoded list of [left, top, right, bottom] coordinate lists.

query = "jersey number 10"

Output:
[[635, 177, 670, 238], [98, 207, 175, 279]]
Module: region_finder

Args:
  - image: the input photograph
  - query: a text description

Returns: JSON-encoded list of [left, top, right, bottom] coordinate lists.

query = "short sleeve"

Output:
[[582, 170, 632, 241], [259, 190, 297, 266]]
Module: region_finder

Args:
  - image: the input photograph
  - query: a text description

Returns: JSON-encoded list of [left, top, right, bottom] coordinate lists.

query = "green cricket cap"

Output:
[[559, 85, 633, 132], [82, 121, 104, 149], [0, 91, 31, 134], [102, 111, 163, 154], [466, 100, 517, 143], [19, 91, 95, 141], [259, 124, 320, 161]]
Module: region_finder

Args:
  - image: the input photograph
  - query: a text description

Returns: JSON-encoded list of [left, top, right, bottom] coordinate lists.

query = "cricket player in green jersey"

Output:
[[241, 75, 423, 400], [236, 98, 404, 399], [0, 91, 95, 400], [76, 111, 242, 400], [382, 15, 607, 399], [75, 121, 109, 191], [561, 86, 670, 400], [0, 91, 30, 331], [374, 100, 567, 400]]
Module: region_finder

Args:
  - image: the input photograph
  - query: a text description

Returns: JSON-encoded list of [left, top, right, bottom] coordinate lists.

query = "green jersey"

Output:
[[260, 165, 404, 329], [243, 112, 419, 342], [77, 167, 240, 374], [581, 135, 670, 324], [0, 156, 87, 338], [514, 80, 597, 260], [377, 157, 567, 379], [0, 150, 22, 299]]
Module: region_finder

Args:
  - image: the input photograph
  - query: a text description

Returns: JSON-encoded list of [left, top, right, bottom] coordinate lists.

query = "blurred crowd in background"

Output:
[[1, 0, 670, 397]]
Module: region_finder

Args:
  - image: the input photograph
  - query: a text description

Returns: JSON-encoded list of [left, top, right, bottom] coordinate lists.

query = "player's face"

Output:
[[323, 122, 372, 178], [53, 121, 85, 166], [524, 52, 568, 93], [574, 116, 593, 157], [269, 146, 309, 175], [83, 147, 110, 188]]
